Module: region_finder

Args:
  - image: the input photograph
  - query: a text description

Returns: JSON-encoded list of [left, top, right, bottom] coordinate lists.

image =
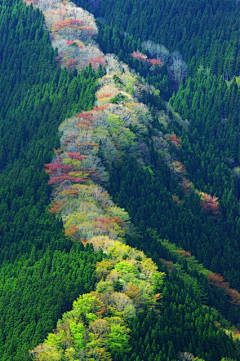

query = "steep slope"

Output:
[[19, 1, 240, 360], [74, 0, 240, 294]]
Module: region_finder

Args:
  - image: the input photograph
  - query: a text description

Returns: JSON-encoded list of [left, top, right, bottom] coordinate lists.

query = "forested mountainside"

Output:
[[96, 0, 240, 76], [1, 0, 240, 360], [74, 0, 240, 291]]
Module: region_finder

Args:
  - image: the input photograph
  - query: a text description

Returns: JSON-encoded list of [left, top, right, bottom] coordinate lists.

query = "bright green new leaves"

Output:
[[46, 330, 66, 349], [72, 293, 96, 317], [31, 292, 131, 359], [91, 240, 165, 310], [69, 321, 85, 350], [31, 237, 165, 359], [108, 324, 131, 353], [115, 261, 139, 276]]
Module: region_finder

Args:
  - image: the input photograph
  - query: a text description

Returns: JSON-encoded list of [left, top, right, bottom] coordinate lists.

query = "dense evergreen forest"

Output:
[[0, 1, 99, 360], [1, 0, 240, 360], [96, 0, 240, 76]]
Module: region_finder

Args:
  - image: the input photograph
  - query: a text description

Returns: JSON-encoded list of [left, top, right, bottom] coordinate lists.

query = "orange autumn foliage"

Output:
[[226, 288, 240, 306], [88, 56, 106, 69], [81, 239, 87, 247], [52, 19, 85, 32], [111, 216, 126, 227], [77, 142, 99, 148], [65, 224, 78, 238], [208, 273, 240, 305], [92, 104, 110, 112], [175, 250, 191, 257], [154, 293, 162, 301], [160, 258, 176, 271], [125, 284, 141, 301], [49, 203, 63, 214]]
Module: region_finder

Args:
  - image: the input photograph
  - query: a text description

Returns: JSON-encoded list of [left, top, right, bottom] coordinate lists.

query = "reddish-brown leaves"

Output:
[[148, 58, 162, 67], [48, 175, 75, 185], [199, 192, 219, 218], [160, 258, 176, 271], [169, 133, 181, 147], [172, 194, 182, 205], [81, 239, 87, 247], [175, 250, 191, 257], [92, 104, 110, 112], [208, 273, 240, 305], [88, 56, 106, 69], [65, 224, 78, 238], [132, 52, 162, 68], [68, 152, 86, 161], [45, 162, 72, 174], [77, 142, 99, 149], [49, 202, 63, 214], [77, 113, 94, 122], [181, 179, 192, 194], [52, 19, 85, 32], [64, 58, 78, 69]]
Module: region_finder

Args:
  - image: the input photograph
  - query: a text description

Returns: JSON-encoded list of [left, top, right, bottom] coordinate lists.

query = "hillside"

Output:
[[1, 0, 240, 360], [72, 0, 240, 293]]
